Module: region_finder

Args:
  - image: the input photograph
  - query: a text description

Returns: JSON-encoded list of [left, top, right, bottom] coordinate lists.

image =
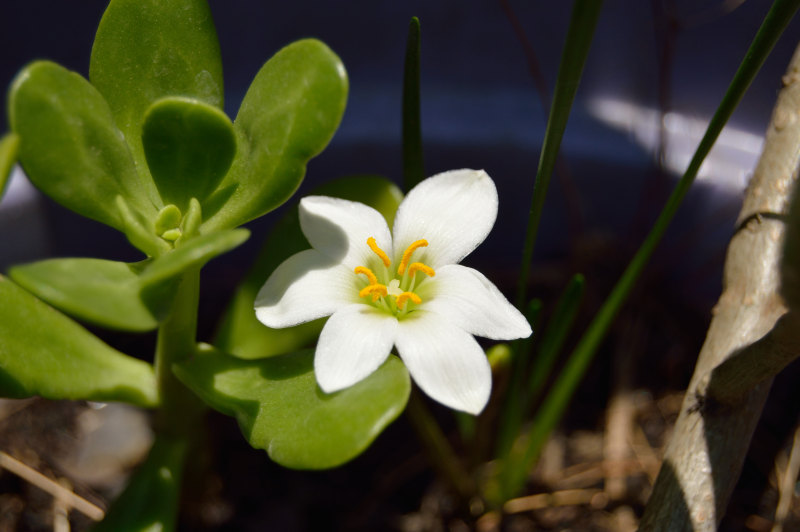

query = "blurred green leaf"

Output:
[[174, 347, 410, 469], [0, 133, 19, 199], [526, 274, 585, 403], [402, 17, 424, 191], [216, 175, 403, 359], [92, 436, 187, 532], [516, 0, 603, 308], [202, 39, 348, 231], [142, 97, 236, 211], [8, 61, 155, 229], [9, 259, 162, 332], [90, 0, 223, 181], [0, 276, 157, 406], [139, 229, 250, 288]]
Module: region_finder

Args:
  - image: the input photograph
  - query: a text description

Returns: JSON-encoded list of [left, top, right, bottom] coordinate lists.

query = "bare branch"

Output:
[[640, 42, 800, 531]]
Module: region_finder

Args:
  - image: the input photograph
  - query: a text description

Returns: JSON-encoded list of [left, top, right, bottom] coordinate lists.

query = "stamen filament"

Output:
[[398, 239, 428, 275], [354, 266, 379, 285], [396, 291, 422, 309], [367, 237, 391, 267], [407, 262, 435, 278]]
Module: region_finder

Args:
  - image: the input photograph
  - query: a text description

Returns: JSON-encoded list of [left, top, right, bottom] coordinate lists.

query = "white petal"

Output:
[[255, 249, 357, 328], [300, 196, 392, 269], [396, 311, 491, 414], [315, 304, 397, 392], [392, 169, 498, 268], [422, 265, 532, 340]]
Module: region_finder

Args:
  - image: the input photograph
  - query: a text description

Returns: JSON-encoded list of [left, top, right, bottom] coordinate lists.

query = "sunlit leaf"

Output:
[[0, 276, 157, 407], [174, 347, 410, 469], [90, 0, 223, 177], [142, 97, 236, 211], [202, 39, 348, 231], [92, 436, 186, 532], [216, 175, 403, 359], [8, 61, 155, 229], [9, 258, 162, 332]]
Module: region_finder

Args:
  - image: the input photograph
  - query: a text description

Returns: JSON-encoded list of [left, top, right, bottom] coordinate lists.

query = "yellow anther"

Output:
[[407, 262, 435, 278], [367, 237, 391, 267], [398, 239, 428, 275], [354, 266, 378, 285], [359, 284, 388, 300], [396, 291, 422, 309]]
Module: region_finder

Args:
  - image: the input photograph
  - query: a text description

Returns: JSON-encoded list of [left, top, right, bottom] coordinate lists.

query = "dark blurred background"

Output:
[[1, 2, 800, 529], [2, 0, 799, 278]]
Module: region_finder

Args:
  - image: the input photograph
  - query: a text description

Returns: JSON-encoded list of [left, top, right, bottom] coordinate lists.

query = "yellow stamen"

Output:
[[359, 284, 388, 300], [398, 239, 428, 275], [354, 266, 378, 285], [396, 291, 422, 309], [367, 237, 391, 267], [407, 262, 435, 278]]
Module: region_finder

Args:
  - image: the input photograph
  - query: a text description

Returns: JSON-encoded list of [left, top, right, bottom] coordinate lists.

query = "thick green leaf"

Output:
[[92, 436, 187, 532], [216, 175, 403, 359], [142, 97, 236, 211], [9, 259, 161, 332], [138, 228, 249, 288], [90, 0, 223, 178], [0, 276, 157, 406], [0, 133, 19, 199], [202, 39, 348, 231], [174, 347, 410, 469], [8, 61, 156, 229]]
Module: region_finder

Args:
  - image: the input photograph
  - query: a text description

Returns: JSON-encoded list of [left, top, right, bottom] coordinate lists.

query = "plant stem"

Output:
[[154, 267, 205, 437], [406, 391, 475, 501]]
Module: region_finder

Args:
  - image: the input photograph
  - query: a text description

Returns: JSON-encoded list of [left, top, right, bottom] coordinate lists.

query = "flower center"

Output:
[[354, 237, 435, 315]]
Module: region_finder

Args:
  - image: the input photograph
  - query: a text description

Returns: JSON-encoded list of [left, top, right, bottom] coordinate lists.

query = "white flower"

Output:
[[254, 169, 531, 414]]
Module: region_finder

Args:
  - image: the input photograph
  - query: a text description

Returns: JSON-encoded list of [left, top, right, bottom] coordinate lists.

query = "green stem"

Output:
[[406, 391, 475, 501], [500, 0, 800, 500], [515, 0, 604, 309], [154, 267, 205, 437]]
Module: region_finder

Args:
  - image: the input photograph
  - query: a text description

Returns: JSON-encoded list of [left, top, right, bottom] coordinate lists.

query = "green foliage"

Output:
[[174, 346, 411, 469], [90, 0, 223, 180], [0, 133, 19, 198], [201, 39, 349, 232], [9, 259, 162, 332], [402, 17, 424, 191], [216, 175, 403, 360], [92, 436, 187, 532], [8, 61, 153, 230], [142, 97, 236, 212], [0, 276, 157, 406], [138, 228, 249, 287]]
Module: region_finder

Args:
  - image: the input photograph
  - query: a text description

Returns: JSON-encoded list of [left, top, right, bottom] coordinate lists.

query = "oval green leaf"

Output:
[[8, 61, 155, 229], [90, 0, 223, 177], [9, 258, 162, 332], [215, 175, 403, 359], [201, 39, 348, 231], [0, 276, 158, 407], [139, 229, 250, 288], [92, 436, 187, 532], [174, 347, 410, 469], [0, 133, 19, 200], [142, 97, 236, 211]]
